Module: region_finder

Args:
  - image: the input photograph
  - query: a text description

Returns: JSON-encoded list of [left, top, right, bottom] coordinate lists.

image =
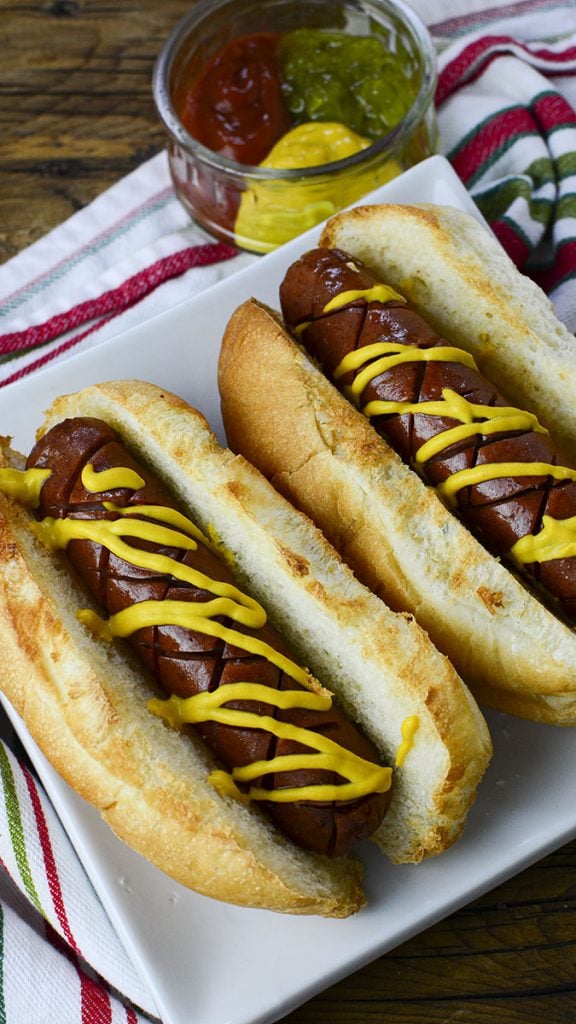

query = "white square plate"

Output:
[[2, 155, 576, 1024]]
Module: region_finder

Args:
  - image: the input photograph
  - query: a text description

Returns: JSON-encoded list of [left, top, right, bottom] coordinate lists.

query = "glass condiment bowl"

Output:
[[153, 0, 438, 254]]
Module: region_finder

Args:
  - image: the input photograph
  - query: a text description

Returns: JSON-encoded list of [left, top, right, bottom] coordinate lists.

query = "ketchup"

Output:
[[176, 33, 293, 165]]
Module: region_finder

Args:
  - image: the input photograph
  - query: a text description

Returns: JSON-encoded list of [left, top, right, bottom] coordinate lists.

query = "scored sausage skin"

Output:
[[27, 417, 391, 857], [280, 247, 576, 623]]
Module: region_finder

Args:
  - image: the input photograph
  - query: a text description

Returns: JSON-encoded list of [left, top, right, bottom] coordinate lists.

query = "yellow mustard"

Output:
[[322, 284, 406, 314], [438, 462, 576, 506], [395, 716, 419, 767], [0, 463, 393, 806], [412, 392, 546, 465], [293, 285, 406, 340], [511, 513, 576, 565], [81, 463, 145, 492], [334, 341, 478, 404], [234, 121, 401, 254], [151, 683, 392, 804], [0, 466, 51, 507], [323, 288, 576, 571]]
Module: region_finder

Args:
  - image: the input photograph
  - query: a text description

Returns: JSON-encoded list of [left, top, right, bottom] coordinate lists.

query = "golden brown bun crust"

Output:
[[218, 293, 576, 726], [41, 381, 490, 865], [0, 427, 364, 917]]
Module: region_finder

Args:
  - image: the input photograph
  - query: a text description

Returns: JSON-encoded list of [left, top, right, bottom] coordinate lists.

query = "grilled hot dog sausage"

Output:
[[26, 416, 391, 857], [280, 248, 576, 624]]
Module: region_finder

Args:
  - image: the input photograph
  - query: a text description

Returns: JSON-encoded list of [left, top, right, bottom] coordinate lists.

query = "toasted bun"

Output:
[[28, 381, 491, 872], [218, 285, 576, 726], [0, 444, 363, 917]]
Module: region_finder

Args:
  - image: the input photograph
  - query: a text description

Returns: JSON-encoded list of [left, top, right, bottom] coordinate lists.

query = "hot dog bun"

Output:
[[218, 204, 576, 725], [0, 381, 490, 915]]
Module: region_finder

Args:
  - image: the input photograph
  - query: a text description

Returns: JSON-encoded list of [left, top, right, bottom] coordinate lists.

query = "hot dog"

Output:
[[0, 380, 491, 915], [280, 247, 576, 623], [25, 415, 389, 859], [218, 203, 576, 725]]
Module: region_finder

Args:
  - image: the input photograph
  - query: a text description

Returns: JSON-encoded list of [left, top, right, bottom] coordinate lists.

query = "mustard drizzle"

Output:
[[334, 341, 478, 406], [77, 599, 311, 686], [0, 462, 395, 807], [150, 683, 392, 804], [511, 514, 576, 565], [362, 388, 547, 465], [293, 320, 311, 340], [324, 291, 576, 569], [322, 284, 406, 313], [0, 466, 51, 507], [292, 283, 405, 340], [81, 463, 145, 492], [395, 715, 419, 767], [102, 501, 220, 554], [438, 462, 576, 506]]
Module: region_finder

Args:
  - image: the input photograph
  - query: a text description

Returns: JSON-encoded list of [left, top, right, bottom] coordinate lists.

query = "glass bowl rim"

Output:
[[152, 0, 438, 183]]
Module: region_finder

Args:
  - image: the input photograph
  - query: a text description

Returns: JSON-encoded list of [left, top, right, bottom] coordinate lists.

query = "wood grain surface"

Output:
[[1, 1, 576, 1022]]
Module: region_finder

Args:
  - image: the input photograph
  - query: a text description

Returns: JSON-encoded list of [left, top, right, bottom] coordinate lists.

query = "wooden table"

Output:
[[1, 2, 576, 1021]]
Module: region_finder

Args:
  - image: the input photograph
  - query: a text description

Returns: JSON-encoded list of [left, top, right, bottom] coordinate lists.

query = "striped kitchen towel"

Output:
[[0, 737, 158, 1021], [432, 1, 576, 330], [0, 156, 245, 387]]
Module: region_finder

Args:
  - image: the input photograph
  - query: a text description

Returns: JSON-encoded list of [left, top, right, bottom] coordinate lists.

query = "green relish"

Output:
[[277, 28, 417, 140]]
